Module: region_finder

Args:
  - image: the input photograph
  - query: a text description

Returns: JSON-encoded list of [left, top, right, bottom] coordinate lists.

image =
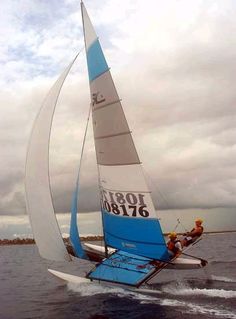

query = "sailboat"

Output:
[[25, 1, 207, 289]]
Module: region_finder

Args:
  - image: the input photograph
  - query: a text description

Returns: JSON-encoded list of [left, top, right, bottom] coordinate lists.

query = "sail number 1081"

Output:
[[101, 190, 149, 218]]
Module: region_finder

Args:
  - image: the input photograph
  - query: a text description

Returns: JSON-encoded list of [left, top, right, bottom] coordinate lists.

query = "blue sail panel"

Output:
[[87, 250, 156, 286], [70, 187, 87, 259], [87, 39, 109, 82], [102, 210, 170, 261]]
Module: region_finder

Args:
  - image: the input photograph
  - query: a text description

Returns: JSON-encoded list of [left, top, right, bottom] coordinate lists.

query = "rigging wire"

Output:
[[173, 218, 188, 233], [172, 218, 181, 232]]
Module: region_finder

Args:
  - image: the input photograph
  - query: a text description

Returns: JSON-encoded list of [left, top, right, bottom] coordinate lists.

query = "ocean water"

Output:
[[0, 233, 236, 319]]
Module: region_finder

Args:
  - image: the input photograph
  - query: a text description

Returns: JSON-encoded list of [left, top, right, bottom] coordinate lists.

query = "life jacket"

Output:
[[167, 239, 180, 255], [190, 225, 204, 237]]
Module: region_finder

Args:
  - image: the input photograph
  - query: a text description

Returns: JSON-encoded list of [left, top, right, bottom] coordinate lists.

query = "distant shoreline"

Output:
[[0, 236, 104, 246], [1, 231, 235, 246]]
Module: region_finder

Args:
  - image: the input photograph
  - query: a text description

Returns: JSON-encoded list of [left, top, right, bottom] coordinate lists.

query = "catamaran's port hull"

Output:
[[48, 268, 162, 292]]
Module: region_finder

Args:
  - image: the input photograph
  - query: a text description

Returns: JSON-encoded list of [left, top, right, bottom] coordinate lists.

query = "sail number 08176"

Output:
[[101, 190, 149, 218]]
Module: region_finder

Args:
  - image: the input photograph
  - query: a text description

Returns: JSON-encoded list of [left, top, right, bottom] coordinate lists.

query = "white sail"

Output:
[[25, 58, 78, 262]]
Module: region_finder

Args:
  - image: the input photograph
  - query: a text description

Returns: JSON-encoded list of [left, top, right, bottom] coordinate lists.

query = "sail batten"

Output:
[[95, 131, 131, 140], [101, 187, 151, 194], [98, 162, 141, 167], [93, 99, 121, 111]]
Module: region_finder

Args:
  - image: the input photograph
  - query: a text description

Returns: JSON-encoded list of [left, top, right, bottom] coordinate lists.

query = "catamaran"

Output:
[[25, 1, 207, 289]]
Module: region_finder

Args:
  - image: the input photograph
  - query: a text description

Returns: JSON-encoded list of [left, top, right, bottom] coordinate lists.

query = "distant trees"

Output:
[[0, 235, 104, 246]]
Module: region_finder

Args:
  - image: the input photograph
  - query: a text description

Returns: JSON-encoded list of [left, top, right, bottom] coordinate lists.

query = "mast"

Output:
[[81, 0, 109, 255]]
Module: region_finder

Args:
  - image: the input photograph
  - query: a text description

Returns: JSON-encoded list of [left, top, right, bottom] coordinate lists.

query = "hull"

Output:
[[48, 243, 207, 290], [48, 269, 90, 284], [48, 268, 159, 293], [84, 243, 205, 270]]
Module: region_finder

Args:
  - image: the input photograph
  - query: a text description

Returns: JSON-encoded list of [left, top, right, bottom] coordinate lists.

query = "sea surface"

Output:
[[0, 233, 236, 319]]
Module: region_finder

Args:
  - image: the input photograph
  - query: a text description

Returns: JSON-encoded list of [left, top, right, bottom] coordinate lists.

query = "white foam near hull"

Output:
[[84, 243, 203, 270]]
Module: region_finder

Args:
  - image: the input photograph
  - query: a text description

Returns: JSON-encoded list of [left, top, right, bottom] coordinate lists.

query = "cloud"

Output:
[[0, 0, 236, 218]]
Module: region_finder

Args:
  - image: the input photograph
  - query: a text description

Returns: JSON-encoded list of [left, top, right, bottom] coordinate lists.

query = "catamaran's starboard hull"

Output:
[[84, 243, 205, 270]]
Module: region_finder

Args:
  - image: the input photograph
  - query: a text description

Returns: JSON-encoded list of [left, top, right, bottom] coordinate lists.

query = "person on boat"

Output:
[[182, 218, 204, 247], [167, 232, 182, 258]]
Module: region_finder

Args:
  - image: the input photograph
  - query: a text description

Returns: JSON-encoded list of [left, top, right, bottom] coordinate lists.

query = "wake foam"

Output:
[[67, 281, 236, 317], [183, 302, 236, 318], [68, 279, 236, 300], [163, 285, 236, 298], [68, 282, 126, 296], [161, 298, 236, 318], [67, 282, 159, 301], [211, 275, 236, 283]]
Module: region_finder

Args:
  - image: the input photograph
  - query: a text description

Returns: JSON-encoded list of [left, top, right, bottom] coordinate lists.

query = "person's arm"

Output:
[[175, 241, 182, 256], [176, 241, 182, 251], [188, 229, 197, 236], [184, 228, 195, 236], [189, 227, 203, 237]]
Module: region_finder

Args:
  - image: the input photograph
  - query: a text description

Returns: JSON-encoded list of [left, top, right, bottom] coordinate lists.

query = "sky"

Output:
[[1, 208, 235, 239], [1, 0, 236, 231]]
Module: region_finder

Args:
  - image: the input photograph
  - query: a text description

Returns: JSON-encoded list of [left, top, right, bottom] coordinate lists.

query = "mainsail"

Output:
[[81, 2, 169, 261], [25, 57, 78, 262]]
